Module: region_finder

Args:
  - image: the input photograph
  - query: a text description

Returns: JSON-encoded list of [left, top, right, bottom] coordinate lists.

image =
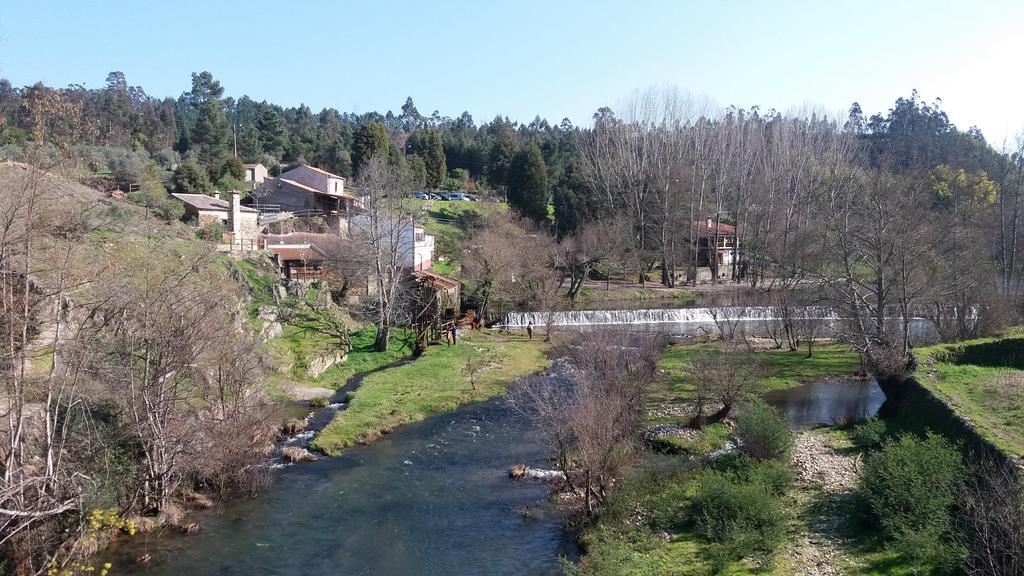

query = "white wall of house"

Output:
[[406, 225, 435, 270], [244, 164, 268, 184]]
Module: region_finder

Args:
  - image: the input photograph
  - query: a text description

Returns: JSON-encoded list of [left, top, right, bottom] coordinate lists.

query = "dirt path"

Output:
[[784, 429, 861, 576]]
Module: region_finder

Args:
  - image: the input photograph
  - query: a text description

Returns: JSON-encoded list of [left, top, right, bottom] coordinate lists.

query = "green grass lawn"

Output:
[[576, 285, 696, 305], [310, 331, 550, 455], [399, 199, 508, 269], [312, 327, 415, 388], [652, 341, 863, 407], [914, 330, 1024, 457], [430, 259, 458, 276], [650, 422, 732, 456]]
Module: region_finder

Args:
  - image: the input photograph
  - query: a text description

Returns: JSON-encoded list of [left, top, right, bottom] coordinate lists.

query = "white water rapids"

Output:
[[499, 306, 840, 328]]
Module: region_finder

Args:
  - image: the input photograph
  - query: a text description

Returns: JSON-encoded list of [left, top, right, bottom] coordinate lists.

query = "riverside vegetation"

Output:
[[8, 70, 1024, 576], [568, 329, 1024, 576]]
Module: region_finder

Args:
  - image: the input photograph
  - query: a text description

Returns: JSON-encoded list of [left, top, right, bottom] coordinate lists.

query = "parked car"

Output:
[[429, 192, 444, 200], [410, 192, 428, 200], [464, 194, 479, 202], [448, 193, 468, 201], [437, 192, 452, 200]]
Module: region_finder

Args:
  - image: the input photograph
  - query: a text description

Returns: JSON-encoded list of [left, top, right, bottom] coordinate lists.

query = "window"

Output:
[[415, 231, 425, 242]]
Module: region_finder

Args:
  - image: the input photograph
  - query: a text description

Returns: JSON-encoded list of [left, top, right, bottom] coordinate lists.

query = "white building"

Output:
[[243, 163, 268, 184], [349, 214, 435, 271]]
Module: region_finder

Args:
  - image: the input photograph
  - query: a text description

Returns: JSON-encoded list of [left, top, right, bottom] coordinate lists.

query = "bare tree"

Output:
[[961, 456, 1024, 576], [462, 212, 559, 325], [553, 220, 618, 302], [508, 332, 664, 515], [349, 156, 418, 351], [706, 289, 751, 342], [689, 349, 765, 422]]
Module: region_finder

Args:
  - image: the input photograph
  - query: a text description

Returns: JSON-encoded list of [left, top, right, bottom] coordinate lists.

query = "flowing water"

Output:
[[500, 306, 941, 344], [107, 306, 902, 574], [765, 378, 887, 428], [108, 365, 577, 576]]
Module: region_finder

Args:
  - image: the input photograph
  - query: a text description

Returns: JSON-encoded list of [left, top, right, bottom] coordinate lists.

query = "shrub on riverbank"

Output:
[[735, 402, 792, 460], [690, 464, 789, 570], [851, 416, 886, 448], [859, 432, 967, 572], [574, 455, 793, 575]]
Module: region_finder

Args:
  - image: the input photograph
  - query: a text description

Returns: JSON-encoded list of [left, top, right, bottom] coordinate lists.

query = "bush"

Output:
[[198, 220, 226, 241], [739, 457, 793, 497], [173, 162, 212, 193], [851, 416, 886, 448], [226, 156, 246, 180], [153, 197, 185, 222], [859, 432, 966, 570], [308, 396, 330, 409], [691, 469, 787, 570], [735, 402, 792, 461]]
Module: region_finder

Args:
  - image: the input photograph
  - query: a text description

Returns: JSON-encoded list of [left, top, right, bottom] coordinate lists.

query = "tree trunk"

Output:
[[374, 323, 390, 352]]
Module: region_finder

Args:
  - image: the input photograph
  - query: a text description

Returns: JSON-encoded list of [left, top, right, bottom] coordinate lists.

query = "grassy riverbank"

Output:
[[577, 424, 929, 576], [914, 329, 1024, 457], [311, 331, 551, 455], [651, 341, 862, 412]]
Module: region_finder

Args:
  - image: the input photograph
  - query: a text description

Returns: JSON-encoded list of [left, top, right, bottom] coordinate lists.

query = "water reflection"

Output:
[[764, 379, 886, 428]]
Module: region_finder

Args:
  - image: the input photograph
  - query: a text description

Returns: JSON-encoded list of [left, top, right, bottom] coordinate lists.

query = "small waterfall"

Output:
[[499, 306, 840, 327]]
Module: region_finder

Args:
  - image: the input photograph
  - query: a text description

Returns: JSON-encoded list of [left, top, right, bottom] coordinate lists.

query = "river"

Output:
[[108, 305, 900, 574], [107, 365, 577, 575]]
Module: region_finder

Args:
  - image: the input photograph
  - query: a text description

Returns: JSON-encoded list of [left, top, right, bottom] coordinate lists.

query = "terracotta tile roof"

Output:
[[298, 164, 346, 181], [171, 193, 259, 213], [691, 219, 738, 236], [267, 243, 326, 262], [410, 269, 460, 290]]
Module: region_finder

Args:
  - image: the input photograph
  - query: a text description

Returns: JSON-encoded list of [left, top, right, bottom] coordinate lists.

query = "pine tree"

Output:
[[423, 130, 446, 189], [351, 121, 391, 176], [508, 144, 549, 223], [486, 120, 517, 193], [256, 108, 288, 161]]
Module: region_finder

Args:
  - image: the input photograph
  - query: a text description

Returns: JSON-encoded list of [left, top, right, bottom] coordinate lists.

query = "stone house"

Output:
[[172, 191, 260, 247], [265, 243, 328, 281], [251, 165, 355, 234]]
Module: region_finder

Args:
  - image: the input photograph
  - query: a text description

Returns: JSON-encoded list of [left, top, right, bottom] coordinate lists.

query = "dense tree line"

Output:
[[0, 72, 579, 202], [3, 73, 1023, 358]]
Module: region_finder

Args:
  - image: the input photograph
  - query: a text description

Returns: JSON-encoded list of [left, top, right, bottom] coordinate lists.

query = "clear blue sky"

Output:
[[2, 0, 1023, 145]]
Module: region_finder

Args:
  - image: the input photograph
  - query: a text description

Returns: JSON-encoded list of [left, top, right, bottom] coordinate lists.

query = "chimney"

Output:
[[230, 191, 242, 246], [212, 190, 222, 200]]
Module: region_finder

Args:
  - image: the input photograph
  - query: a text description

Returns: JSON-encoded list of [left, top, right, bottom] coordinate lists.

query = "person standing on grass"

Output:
[[526, 321, 533, 340], [450, 324, 457, 345]]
